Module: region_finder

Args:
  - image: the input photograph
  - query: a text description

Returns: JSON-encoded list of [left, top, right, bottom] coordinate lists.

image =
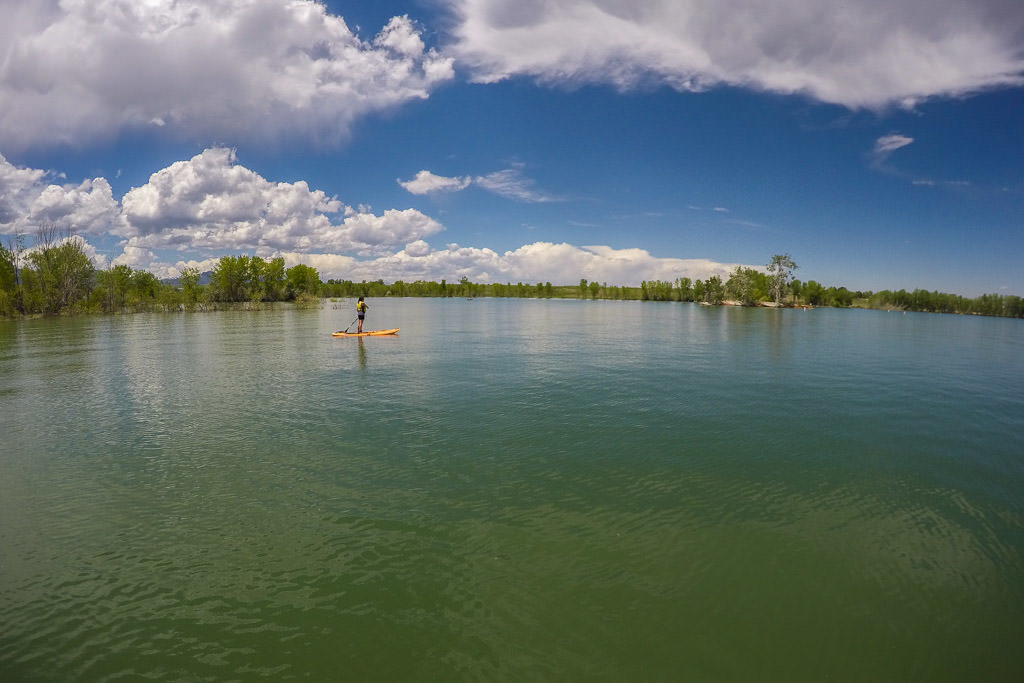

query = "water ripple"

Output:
[[2, 304, 1022, 681]]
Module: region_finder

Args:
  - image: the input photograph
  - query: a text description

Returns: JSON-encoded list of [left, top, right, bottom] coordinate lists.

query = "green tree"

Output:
[[0, 242, 18, 315], [767, 253, 797, 305], [179, 267, 201, 305], [108, 264, 133, 308], [285, 263, 321, 297], [27, 227, 95, 313], [0, 244, 17, 292], [244, 255, 285, 302], [803, 280, 826, 306], [92, 268, 115, 312], [830, 286, 854, 307], [131, 269, 160, 302], [677, 277, 693, 301], [210, 255, 250, 301], [703, 275, 724, 304], [246, 256, 268, 302], [725, 267, 758, 305], [790, 279, 803, 305]]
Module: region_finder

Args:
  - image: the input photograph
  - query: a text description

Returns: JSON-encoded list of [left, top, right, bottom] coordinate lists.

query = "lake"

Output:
[[1, 298, 1022, 681]]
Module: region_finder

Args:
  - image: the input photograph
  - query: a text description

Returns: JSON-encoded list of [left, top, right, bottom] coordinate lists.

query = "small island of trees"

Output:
[[2, 230, 1022, 319]]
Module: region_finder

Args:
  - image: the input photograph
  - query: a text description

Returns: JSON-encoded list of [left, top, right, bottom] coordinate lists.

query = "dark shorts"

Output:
[[357, 313, 365, 319]]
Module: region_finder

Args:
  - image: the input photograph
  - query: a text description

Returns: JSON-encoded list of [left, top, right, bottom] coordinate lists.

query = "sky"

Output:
[[1, 0, 1022, 297]]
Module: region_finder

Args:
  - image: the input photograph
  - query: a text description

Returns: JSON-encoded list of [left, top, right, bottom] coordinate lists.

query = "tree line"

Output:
[[2, 236, 1021, 319], [0, 228, 323, 316]]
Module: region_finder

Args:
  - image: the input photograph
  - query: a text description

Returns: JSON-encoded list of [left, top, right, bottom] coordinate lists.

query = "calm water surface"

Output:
[[2, 299, 1022, 681]]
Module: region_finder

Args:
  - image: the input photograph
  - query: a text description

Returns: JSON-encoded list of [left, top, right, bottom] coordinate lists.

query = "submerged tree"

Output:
[[767, 253, 798, 305]]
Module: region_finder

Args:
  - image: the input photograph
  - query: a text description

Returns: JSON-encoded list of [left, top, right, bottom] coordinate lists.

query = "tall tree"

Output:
[[767, 253, 798, 306]]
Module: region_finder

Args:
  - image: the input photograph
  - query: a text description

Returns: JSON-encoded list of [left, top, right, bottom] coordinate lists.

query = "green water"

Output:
[[2, 299, 1022, 681]]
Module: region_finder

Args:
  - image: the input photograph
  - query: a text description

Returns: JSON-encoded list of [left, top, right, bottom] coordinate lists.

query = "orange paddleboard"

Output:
[[331, 328, 399, 338]]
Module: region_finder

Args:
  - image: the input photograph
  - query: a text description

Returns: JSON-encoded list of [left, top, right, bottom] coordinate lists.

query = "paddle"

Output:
[[341, 317, 358, 334]]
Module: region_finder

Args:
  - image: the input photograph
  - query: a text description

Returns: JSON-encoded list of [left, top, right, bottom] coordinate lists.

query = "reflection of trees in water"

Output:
[[763, 307, 789, 366]]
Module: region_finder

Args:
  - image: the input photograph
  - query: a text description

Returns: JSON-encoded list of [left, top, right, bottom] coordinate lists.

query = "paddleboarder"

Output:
[[356, 296, 369, 333]]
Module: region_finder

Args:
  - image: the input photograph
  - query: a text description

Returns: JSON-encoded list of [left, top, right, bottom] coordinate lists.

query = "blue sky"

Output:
[[1, 0, 1022, 297]]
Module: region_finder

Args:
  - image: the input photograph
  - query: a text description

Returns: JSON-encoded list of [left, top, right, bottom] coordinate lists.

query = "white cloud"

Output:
[[27, 178, 119, 235], [398, 170, 472, 194], [404, 239, 433, 257], [117, 148, 444, 255], [111, 244, 158, 269], [445, 0, 1024, 108], [473, 168, 555, 202], [2, 151, 753, 288], [155, 256, 224, 281], [400, 166, 557, 202], [0, 153, 119, 234], [0, 153, 47, 226], [870, 133, 915, 172], [874, 134, 914, 157], [0, 1, 455, 151], [337, 209, 446, 256], [280, 241, 752, 285]]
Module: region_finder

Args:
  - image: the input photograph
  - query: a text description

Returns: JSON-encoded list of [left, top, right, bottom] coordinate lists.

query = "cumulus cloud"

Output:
[[111, 244, 159, 269], [2, 149, 448, 277], [0, 154, 47, 226], [3, 151, 751, 288], [280, 241, 750, 286], [398, 170, 472, 194], [116, 147, 444, 255], [0, 1, 454, 151], [0, 153, 119, 234], [444, 0, 1024, 108]]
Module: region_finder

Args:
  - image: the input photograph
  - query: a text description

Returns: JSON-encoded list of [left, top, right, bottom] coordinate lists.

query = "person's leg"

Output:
[[357, 315, 363, 333]]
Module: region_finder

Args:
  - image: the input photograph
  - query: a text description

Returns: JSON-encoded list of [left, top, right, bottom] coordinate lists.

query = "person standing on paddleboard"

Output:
[[356, 296, 369, 333]]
